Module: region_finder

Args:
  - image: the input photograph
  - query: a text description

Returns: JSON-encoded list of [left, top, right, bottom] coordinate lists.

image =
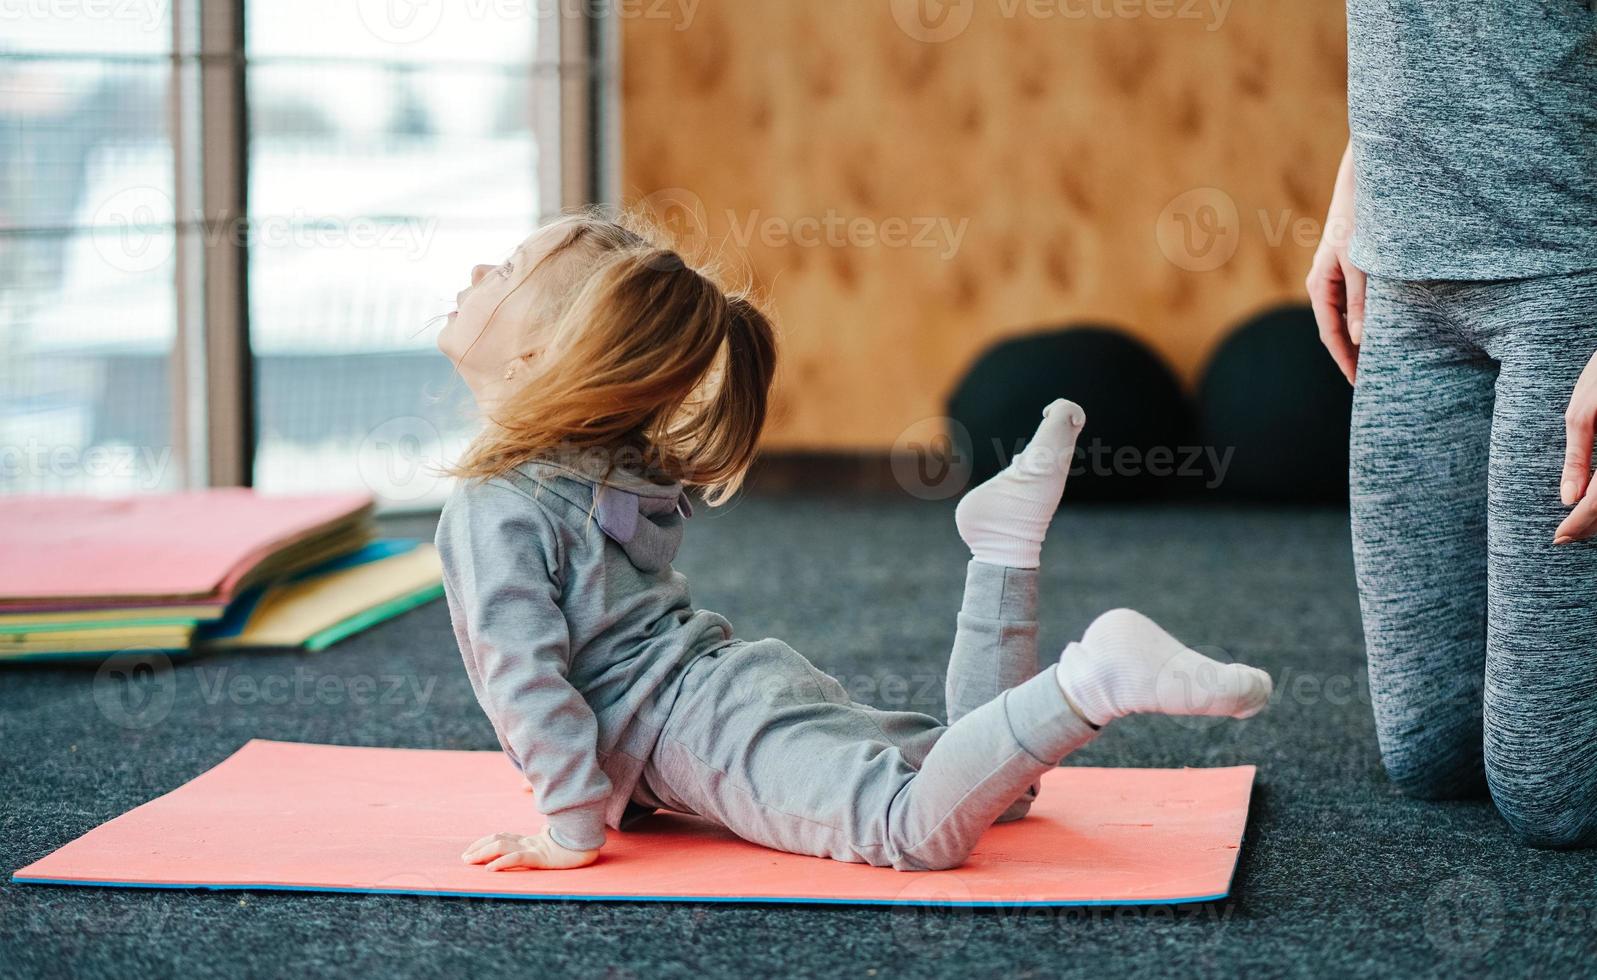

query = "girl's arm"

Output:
[[437, 484, 612, 865]]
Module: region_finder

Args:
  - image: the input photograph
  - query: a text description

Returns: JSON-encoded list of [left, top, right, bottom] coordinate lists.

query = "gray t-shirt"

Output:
[[1346, 1, 1597, 280]]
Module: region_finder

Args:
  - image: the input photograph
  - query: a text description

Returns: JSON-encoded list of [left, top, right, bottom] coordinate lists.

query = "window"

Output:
[[1, 0, 603, 506], [246, 1, 568, 506], [0, 7, 181, 494]]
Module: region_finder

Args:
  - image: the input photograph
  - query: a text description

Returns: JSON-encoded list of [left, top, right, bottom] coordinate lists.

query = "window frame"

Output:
[[167, 0, 612, 489]]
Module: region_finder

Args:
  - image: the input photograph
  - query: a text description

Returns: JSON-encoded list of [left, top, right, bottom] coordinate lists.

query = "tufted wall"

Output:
[[620, 0, 1349, 451]]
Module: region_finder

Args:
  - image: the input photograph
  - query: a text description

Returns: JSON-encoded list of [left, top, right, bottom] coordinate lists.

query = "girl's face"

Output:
[[437, 227, 563, 404]]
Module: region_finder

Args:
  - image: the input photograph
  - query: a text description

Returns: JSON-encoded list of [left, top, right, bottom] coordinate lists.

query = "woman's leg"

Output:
[[1468, 270, 1597, 847], [1349, 275, 1496, 798]]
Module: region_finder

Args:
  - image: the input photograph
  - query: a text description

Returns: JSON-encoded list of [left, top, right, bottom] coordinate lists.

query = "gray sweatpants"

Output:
[[634, 561, 1097, 870], [1350, 269, 1597, 847]]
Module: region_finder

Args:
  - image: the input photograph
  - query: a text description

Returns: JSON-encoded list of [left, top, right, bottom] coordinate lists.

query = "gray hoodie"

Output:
[[435, 459, 734, 850]]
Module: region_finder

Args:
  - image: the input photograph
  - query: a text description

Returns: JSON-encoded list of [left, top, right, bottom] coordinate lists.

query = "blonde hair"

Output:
[[449, 212, 778, 506]]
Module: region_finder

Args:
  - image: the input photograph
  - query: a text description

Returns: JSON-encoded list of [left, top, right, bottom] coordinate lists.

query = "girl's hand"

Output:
[[1306, 142, 1365, 385], [462, 829, 600, 871], [1556, 349, 1597, 544]]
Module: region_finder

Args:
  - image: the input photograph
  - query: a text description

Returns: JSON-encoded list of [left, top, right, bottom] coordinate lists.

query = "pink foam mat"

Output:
[[0, 491, 371, 606], [14, 740, 1257, 907]]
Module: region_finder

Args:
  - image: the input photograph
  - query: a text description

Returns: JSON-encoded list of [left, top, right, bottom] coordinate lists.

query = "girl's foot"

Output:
[[1056, 608, 1273, 727], [954, 398, 1085, 569]]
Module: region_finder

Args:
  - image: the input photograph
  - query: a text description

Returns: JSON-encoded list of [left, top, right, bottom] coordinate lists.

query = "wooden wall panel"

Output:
[[621, 0, 1349, 450]]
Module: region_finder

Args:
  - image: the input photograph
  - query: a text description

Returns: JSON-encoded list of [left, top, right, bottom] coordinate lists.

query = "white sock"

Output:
[[1056, 608, 1273, 728], [954, 399, 1085, 569]]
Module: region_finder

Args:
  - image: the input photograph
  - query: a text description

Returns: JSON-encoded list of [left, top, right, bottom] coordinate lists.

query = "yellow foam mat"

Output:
[[205, 545, 443, 650]]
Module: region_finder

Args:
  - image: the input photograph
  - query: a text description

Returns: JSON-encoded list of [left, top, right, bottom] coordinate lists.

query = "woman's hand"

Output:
[[462, 828, 600, 871], [1555, 350, 1597, 544], [1306, 143, 1365, 385]]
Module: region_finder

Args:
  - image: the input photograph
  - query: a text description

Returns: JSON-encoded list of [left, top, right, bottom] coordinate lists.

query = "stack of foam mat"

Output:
[[0, 491, 442, 662]]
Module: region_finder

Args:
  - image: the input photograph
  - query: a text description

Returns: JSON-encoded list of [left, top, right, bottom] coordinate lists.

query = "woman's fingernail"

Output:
[[1555, 536, 1573, 546], [1563, 481, 1577, 505]]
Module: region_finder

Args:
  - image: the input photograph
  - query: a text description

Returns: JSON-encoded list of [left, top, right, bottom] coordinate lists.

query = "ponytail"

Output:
[[669, 294, 778, 505]]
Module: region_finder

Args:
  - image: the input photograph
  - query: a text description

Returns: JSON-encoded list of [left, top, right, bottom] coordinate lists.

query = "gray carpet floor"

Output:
[[3, 496, 1593, 978]]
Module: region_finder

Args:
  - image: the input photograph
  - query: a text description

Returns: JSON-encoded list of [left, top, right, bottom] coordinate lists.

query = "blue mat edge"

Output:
[[9, 874, 1231, 907]]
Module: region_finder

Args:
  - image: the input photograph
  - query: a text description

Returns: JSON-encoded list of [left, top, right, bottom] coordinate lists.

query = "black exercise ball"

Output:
[[1198, 305, 1353, 503], [947, 326, 1198, 502]]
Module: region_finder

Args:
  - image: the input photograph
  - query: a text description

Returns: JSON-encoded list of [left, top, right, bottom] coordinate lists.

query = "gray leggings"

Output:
[[1350, 269, 1597, 847], [634, 561, 1097, 870]]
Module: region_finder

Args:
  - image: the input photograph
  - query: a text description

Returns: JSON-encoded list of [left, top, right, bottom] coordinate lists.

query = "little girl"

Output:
[[436, 214, 1273, 873]]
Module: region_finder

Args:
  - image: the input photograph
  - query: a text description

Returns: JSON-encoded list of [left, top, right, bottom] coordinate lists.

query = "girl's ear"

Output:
[[502, 352, 539, 382]]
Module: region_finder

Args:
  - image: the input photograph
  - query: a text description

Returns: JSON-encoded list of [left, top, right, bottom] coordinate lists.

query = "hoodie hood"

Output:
[[514, 459, 692, 574]]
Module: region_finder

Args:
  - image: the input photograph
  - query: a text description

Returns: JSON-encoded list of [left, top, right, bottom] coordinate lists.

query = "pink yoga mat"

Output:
[[14, 741, 1256, 906], [0, 492, 371, 607]]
